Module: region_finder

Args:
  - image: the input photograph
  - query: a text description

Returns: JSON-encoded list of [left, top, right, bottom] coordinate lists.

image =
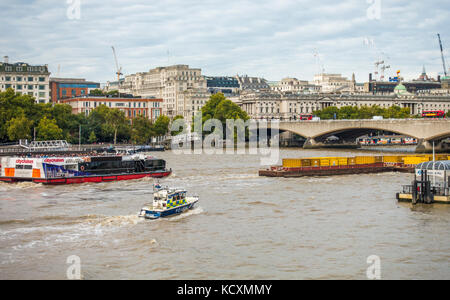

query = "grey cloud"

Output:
[[0, 0, 449, 83]]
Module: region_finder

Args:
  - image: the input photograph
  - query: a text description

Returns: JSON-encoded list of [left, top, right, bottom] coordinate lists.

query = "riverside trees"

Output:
[[0, 88, 171, 144], [313, 105, 412, 120]]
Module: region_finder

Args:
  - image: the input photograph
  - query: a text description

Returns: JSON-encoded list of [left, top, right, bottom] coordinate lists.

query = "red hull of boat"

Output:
[[0, 171, 171, 185]]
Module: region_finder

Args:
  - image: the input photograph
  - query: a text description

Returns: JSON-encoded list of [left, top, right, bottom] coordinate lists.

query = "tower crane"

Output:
[[437, 34, 448, 76], [111, 46, 123, 89], [380, 64, 390, 81]]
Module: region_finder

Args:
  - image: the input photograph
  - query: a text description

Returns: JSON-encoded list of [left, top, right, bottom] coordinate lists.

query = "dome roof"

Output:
[[416, 160, 450, 170], [394, 83, 407, 91]]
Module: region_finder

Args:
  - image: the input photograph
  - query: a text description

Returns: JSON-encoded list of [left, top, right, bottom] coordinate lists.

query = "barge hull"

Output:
[[259, 164, 398, 177], [0, 171, 172, 185]]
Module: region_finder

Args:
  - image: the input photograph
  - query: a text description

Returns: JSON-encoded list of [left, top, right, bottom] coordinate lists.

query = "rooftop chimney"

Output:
[[4, 56, 9, 63]]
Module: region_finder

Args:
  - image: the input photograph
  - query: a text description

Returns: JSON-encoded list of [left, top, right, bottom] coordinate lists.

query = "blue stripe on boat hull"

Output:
[[143, 201, 197, 219]]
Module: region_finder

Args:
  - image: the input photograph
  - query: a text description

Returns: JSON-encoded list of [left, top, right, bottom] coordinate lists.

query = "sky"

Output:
[[1, 0, 449, 84]]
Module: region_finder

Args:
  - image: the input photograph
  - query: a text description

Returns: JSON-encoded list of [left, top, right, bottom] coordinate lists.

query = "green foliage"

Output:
[[153, 115, 171, 136], [6, 115, 33, 141], [171, 115, 185, 136], [36, 117, 63, 141], [195, 93, 249, 137], [131, 115, 155, 144], [88, 131, 97, 143], [313, 105, 412, 120], [89, 89, 104, 96]]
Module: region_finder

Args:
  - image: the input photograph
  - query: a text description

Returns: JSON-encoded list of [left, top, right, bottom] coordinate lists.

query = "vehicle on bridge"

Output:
[[299, 114, 313, 121], [422, 110, 446, 118]]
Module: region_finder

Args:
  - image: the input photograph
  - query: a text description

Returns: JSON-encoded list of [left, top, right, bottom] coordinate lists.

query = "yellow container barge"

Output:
[[263, 154, 450, 178]]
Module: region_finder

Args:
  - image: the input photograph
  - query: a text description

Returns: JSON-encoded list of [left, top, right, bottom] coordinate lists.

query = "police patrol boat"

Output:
[[139, 184, 199, 219]]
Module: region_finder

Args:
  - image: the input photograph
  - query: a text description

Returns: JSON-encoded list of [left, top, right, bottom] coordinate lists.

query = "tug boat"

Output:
[[0, 154, 171, 184], [139, 186, 199, 219]]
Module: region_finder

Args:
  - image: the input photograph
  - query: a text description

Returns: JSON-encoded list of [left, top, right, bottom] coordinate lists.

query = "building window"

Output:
[[17, 85, 22, 90], [39, 85, 45, 90], [28, 77, 33, 82], [39, 77, 45, 82], [17, 76, 22, 82], [5, 76, 11, 81]]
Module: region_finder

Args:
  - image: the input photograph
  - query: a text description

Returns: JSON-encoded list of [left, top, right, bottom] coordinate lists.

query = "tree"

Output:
[[153, 115, 171, 137], [195, 93, 249, 138], [171, 115, 185, 136], [131, 115, 155, 144], [88, 131, 97, 143], [105, 108, 128, 144], [0, 88, 36, 142], [6, 115, 33, 141], [36, 117, 63, 140], [89, 89, 104, 96]]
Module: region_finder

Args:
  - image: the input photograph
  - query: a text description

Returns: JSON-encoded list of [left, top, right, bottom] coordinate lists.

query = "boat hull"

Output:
[[140, 200, 198, 219], [0, 170, 172, 185]]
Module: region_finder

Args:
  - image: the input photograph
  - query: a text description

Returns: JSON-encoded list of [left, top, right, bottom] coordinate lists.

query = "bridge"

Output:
[[265, 119, 450, 152]]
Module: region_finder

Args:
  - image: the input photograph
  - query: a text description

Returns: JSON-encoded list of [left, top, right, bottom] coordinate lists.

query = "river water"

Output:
[[0, 148, 449, 280]]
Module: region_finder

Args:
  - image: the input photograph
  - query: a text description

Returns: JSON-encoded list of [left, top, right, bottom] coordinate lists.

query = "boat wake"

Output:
[[166, 206, 204, 221], [92, 214, 143, 228]]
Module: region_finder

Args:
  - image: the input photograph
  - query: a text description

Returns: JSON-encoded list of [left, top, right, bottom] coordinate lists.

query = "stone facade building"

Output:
[[0, 57, 51, 103], [237, 88, 450, 120], [120, 65, 209, 119]]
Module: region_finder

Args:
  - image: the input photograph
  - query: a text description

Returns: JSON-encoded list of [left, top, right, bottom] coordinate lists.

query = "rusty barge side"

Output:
[[259, 163, 414, 177]]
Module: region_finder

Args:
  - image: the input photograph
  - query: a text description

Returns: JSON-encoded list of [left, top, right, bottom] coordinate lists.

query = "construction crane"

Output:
[[380, 64, 390, 81], [111, 46, 123, 89], [437, 34, 448, 76]]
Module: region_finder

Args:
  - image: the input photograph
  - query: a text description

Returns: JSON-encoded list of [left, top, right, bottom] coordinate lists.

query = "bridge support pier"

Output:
[[303, 138, 322, 149], [415, 139, 447, 153]]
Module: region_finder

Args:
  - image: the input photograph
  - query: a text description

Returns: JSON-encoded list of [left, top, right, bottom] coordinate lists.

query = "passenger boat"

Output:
[[139, 186, 199, 219], [0, 154, 171, 184]]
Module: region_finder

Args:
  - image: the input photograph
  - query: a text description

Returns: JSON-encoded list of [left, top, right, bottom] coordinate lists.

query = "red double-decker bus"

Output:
[[421, 110, 445, 118], [299, 114, 313, 121]]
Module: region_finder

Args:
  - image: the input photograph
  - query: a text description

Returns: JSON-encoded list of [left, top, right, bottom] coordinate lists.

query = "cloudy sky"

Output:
[[1, 0, 449, 84]]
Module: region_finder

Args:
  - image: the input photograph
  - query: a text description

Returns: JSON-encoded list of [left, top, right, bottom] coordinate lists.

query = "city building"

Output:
[[236, 85, 450, 120], [120, 65, 210, 119], [313, 73, 353, 93], [50, 77, 100, 103], [272, 77, 321, 93], [206, 76, 240, 96], [61, 96, 163, 120], [235, 75, 270, 90], [0, 56, 51, 103]]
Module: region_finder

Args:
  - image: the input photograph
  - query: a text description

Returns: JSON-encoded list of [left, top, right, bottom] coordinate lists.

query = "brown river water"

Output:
[[0, 148, 449, 279]]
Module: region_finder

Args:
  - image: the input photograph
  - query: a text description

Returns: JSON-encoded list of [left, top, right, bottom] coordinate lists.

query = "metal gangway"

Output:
[[19, 140, 71, 151]]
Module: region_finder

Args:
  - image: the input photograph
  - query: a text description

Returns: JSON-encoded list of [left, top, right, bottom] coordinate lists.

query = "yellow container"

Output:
[[436, 154, 447, 161], [320, 159, 330, 166], [301, 159, 311, 167], [355, 156, 375, 165], [282, 159, 302, 168], [403, 157, 428, 165], [311, 159, 320, 167], [348, 157, 356, 165], [338, 158, 348, 166], [374, 156, 383, 163], [383, 155, 402, 163], [329, 157, 340, 166]]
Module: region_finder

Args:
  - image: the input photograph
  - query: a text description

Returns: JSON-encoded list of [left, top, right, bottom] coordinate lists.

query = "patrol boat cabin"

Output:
[[139, 187, 199, 219]]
